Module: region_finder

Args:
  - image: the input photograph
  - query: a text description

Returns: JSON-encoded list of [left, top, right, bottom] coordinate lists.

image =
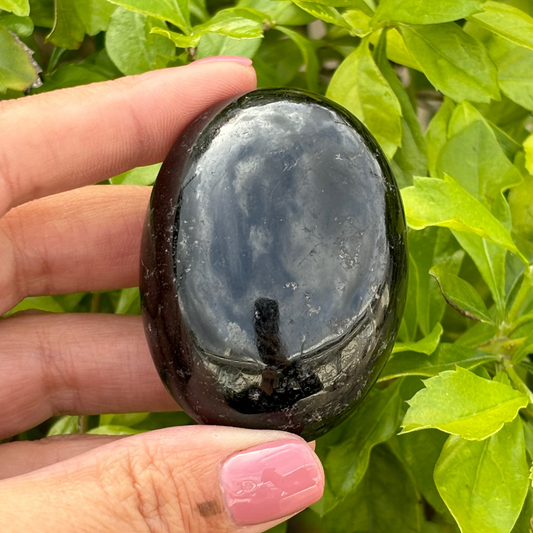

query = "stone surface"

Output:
[[140, 88, 408, 441]]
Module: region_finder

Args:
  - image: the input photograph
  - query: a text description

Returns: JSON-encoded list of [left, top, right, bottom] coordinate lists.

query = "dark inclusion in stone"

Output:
[[140, 88, 408, 441]]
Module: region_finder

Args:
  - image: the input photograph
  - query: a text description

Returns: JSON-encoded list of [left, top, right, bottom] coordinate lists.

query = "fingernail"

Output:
[[220, 440, 324, 525], [191, 56, 253, 67]]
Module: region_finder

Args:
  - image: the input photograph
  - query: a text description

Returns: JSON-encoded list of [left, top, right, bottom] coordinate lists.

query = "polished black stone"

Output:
[[140, 88, 408, 441]]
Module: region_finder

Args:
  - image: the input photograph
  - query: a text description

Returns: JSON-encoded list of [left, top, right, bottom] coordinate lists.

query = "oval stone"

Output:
[[140, 88, 408, 441]]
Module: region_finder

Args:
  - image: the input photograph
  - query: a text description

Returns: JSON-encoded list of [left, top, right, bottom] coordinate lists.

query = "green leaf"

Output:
[[400, 23, 500, 104], [254, 31, 302, 87], [342, 8, 371, 37], [192, 8, 264, 39], [511, 486, 533, 533], [369, 27, 421, 70], [3, 296, 65, 317], [426, 99, 455, 177], [106, 8, 176, 75], [398, 429, 448, 514], [47, 0, 116, 44], [88, 425, 144, 435], [0, 13, 34, 36], [107, 0, 191, 34], [524, 133, 533, 176], [438, 105, 523, 208], [509, 162, 533, 242], [151, 27, 199, 47], [402, 175, 525, 262], [0, 0, 29, 16], [469, 1, 533, 52], [110, 163, 162, 185], [393, 322, 443, 355], [402, 367, 529, 440], [0, 26, 40, 93], [46, 0, 86, 49], [430, 262, 494, 323], [453, 231, 507, 319], [114, 287, 141, 314], [99, 413, 149, 426], [409, 228, 464, 337], [47, 415, 79, 436], [373, 0, 484, 26], [375, 30, 427, 180], [33, 64, 108, 93], [238, 0, 311, 27], [380, 343, 499, 382], [320, 443, 423, 533], [435, 417, 529, 533], [327, 37, 402, 159], [74, 0, 117, 36], [322, 381, 402, 503], [487, 36, 533, 111], [197, 33, 262, 59], [294, 0, 362, 6], [276, 26, 318, 92], [398, 253, 418, 342], [291, 0, 350, 28]]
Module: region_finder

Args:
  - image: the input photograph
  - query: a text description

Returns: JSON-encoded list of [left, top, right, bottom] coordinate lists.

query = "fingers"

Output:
[[0, 314, 177, 438], [0, 434, 122, 480], [0, 185, 150, 314], [0, 436, 317, 481], [0, 426, 324, 533], [0, 61, 256, 216]]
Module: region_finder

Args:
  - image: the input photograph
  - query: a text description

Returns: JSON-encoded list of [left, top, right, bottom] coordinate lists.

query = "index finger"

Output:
[[0, 60, 256, 216]]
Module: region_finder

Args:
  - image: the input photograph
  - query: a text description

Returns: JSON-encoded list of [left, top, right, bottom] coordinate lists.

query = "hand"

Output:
[[0, 59, 324, 533]]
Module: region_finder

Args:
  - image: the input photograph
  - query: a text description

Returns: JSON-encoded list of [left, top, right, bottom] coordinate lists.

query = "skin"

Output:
[[0, 62, 323, 533]]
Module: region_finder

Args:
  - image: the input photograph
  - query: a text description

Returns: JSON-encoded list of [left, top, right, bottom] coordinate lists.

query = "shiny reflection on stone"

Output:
[[140, 88, 408, 440]]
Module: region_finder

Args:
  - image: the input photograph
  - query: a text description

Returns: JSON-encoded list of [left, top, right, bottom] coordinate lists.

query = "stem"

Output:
[[505, 312, 533, 337], [78, 415, 89, 434], [505, 266, 532, 329], [46, 47, 66, 75], [90, 292, 102, 314], [503, 359, 533, 405]]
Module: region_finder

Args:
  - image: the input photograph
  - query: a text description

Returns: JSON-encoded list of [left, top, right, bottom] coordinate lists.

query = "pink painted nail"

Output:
[[220, 440, 324, 525], [192, 55, 253, 67]]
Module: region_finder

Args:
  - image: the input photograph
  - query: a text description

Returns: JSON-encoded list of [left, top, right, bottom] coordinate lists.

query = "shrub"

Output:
[[2, 0, 533, 531]]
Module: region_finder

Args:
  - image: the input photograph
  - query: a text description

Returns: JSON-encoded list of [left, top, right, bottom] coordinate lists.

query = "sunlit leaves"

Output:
[[430, 262, 494, 323], [402, 368, 528, 440], [0, 0, 29, 16], [373, 0, 485, 26], [0, 26, 40, 92], [393, 323, 443, 355], [107, 0, 191, 34], [327, 37, 402, 159], [468, 1, 533, 52], [402, 175, 524, 261], [46, 0, 117, 49], [106, 8, 175, 75], [321, 381, 402, 507], [400, 23, 499, 103], [380, 343, 499, 381], [435, 417, 529, 533]]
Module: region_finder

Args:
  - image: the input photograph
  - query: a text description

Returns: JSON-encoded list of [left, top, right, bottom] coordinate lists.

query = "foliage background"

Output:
[[3, 0, 533, 531]]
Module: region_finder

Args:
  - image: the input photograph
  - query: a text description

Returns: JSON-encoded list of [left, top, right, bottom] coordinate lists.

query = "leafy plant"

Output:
[[2, 0, 533, 531]]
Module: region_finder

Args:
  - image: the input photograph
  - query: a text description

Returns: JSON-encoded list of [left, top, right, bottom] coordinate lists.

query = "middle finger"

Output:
[[0, 185, 150, 315], [0, 313, 177, 438]]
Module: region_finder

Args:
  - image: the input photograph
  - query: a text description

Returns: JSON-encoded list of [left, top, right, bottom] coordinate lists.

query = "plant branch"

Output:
[[505, 265, 532, 330], [503, 358, 533, 405]]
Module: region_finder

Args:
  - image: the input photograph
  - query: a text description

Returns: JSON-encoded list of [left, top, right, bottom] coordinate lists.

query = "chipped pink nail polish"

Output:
[[220, 440, 324, 525], [192, 56, 253, 67]]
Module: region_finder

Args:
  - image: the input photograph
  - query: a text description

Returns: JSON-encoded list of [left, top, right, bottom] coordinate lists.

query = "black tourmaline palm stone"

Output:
[[140, 88, 408, 441]]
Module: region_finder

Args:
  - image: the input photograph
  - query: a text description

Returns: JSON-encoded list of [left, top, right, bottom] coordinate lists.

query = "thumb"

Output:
[[0, 426, 324, 532]]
